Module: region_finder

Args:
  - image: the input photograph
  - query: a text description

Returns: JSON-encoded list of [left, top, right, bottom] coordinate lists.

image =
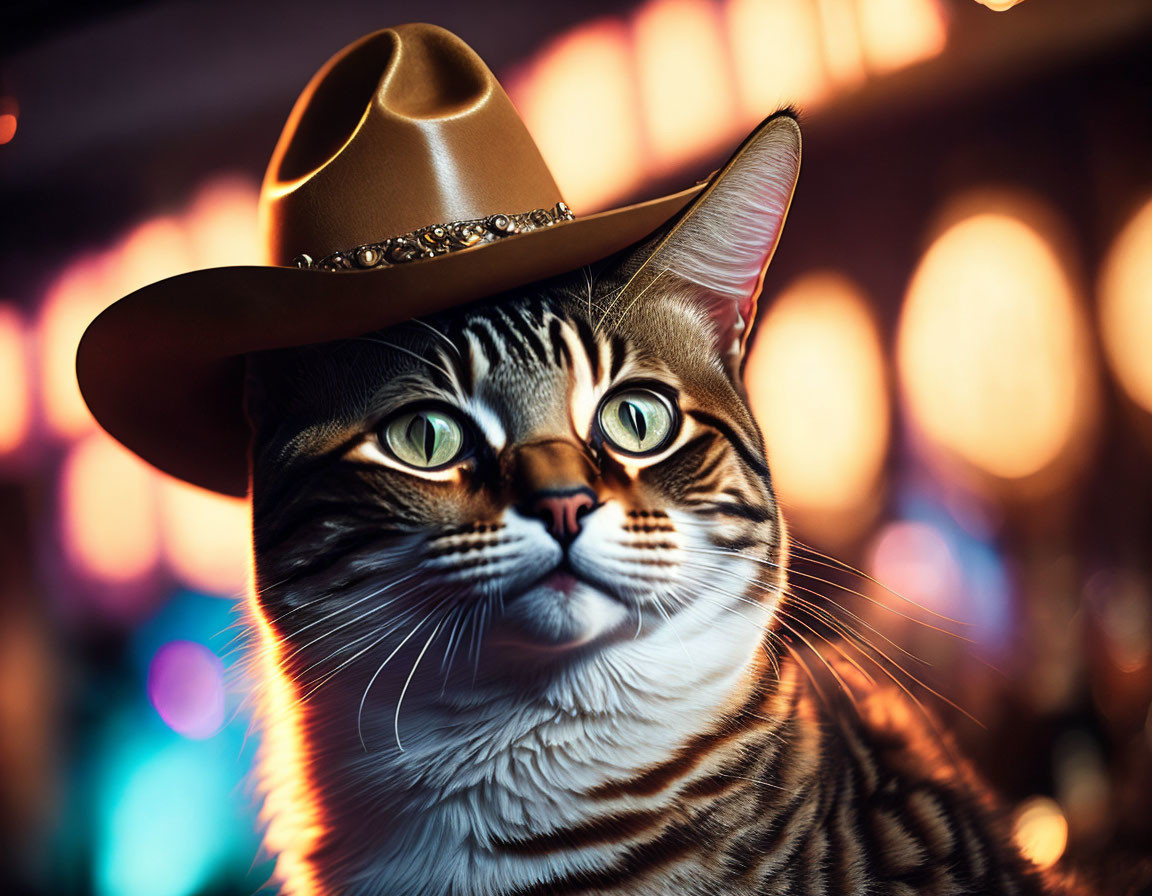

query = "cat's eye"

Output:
[[381, 408, 465, 469], [597, 387, 677, 456]]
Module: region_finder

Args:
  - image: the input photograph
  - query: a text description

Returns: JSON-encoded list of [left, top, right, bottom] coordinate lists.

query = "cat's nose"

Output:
[[528, 488, 597, 544]]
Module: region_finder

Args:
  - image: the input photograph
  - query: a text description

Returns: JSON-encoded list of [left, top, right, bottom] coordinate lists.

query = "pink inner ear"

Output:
[[656, 117, 801, 347]]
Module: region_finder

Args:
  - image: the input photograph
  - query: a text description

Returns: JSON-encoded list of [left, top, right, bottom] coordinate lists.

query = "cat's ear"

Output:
[[619, 111, 801, 371]]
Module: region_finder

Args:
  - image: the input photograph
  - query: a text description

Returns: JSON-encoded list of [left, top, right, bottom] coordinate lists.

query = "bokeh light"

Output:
[[0, 96, 16, 145], [869, 520, 962, 615], [159, 479, 250, 597], [96, 734, 240, 896], [184, 176, 261, 267], [819, 0, 867, 88], [40, 255, 110, 437], [727, 0, 828, 122], [147, 641, 226, 739], [746, 272, 889, 541], [857, 0, 948, 74], [1053, 730, 1110, 841], [865, 491, 1014, 655], [1099, 197, 1152, 416], [1011, 796, 1068, 870], [509, 21, 643, 211], [975, 0, 1026, 10], [111, 216, 191, 297], [898, 195, 1094, 486], [508, 0, 950, 209], [0, 303, 30, 455], [0, 608, 56, 835], [61, 432, 159, 586], [635, 0, 736, 169], [1085, 569, 1152, 675]]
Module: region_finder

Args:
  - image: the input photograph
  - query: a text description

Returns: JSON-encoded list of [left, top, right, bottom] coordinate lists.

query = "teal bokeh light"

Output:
[[96, 729, 237, 896], [86, 590, 269, 896]]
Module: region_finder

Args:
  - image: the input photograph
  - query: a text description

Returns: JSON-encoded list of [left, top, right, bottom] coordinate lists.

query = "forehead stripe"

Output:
[[609, 334, 629, 379], [572, 316, 601, 381], [508, 307, 551, 366], [487, 311, 531, 364], [465, 320, 502, 368], [548, 318, 573, 368]]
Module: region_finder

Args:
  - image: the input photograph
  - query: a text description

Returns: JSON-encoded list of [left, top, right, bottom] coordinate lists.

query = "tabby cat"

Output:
[[244, 113, 1078, 895]]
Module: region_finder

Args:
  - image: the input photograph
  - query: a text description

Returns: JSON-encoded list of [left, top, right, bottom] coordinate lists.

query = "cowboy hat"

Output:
[[77, 22, 798, 497]]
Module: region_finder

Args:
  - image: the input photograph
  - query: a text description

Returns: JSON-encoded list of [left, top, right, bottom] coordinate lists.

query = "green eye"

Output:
[[598, 388, 677, 456], [382, 409, 465, 469]]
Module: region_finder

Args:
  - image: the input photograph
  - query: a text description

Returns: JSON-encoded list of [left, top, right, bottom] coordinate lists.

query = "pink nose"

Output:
[[530, 489, 596, 542]]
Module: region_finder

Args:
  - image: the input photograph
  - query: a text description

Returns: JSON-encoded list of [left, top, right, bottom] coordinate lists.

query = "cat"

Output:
[[243, 112, 1080, 895]]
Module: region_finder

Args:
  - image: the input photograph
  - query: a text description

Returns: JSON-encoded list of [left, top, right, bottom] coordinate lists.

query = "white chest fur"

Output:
[[301, 595, 769, 896]]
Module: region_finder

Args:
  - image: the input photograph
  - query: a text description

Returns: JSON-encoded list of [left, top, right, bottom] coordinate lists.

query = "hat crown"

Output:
[[260, 23, 563, 265]]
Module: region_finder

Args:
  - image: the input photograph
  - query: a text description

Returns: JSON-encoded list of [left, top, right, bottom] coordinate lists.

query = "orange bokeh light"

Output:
[[0, 304, 30, 455], [40, 218, 191, 441], [1099, 197, 1152, 416], [727, 0, 828, 121], [746, 273, 889, 540], [159, 478, 250, 597], [898, 195, 1094, 485], [508, 21, 644, 212], [61, 432, 160, 583], [39, 255, 111, 438], [185, 176, 261, 267], [634, 0, 737, 169], [1012, 796, 1068, 869], [0, 113, 16, 145], [858, 0, 948, 75], [819, 0, 868, 88], [975, 0, 1026, 10], [111, 215, 191, 296]]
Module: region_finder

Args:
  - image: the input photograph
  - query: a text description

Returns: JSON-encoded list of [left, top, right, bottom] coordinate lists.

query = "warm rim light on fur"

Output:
[[248, 588, 328, 896]]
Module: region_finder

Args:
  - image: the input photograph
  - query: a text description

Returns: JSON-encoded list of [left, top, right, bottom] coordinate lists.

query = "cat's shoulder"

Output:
[[785, 650, 1090, 896]]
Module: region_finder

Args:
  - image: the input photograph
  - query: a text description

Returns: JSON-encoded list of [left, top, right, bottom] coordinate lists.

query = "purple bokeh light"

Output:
[[147, 640, 225, 739]]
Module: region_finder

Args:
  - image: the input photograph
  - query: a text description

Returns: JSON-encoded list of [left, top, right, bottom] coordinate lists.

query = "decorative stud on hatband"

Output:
[[292, 202, 575, 272]]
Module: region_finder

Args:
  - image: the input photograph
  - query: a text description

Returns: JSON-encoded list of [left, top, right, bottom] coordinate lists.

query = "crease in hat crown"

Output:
[[260, 23, 567, 267]]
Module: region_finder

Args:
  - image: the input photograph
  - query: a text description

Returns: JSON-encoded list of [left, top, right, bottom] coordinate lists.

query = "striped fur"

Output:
[[243, 113, 1079, 895]]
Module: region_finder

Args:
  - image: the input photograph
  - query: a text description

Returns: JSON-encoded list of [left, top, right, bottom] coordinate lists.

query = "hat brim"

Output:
[[77, 182, 705, 497]]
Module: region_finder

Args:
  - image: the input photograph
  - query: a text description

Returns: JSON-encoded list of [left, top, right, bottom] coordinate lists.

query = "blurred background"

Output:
[[1, 0, 1151, 892]]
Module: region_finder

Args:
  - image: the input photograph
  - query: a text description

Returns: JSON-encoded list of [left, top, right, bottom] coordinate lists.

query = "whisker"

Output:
[[790, 539, 972, 627], [282, 578, 424, 668], [598, 268, 672, 335], [774, 607, 877, 692], [275, 574, 417, 640], [395, 618, 446, 752], [652, 592, 696, 670], [299, 590, 452, 702], [439, 604, 470, 684], [357, 604, 447, 752], [407, 318, 463, 359], [354, 336, 454, 381], [683, 545, 973, 642], [676, 565, 983, 754]]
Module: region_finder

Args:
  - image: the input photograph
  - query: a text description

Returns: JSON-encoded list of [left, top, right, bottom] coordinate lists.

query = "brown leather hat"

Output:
[[75, 23, 719, 497]]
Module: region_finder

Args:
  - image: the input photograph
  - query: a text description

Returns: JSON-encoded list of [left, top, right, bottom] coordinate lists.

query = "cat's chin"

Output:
[[489, 573, 632, 653]]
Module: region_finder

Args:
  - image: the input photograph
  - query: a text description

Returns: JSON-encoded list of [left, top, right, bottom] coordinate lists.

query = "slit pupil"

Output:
[[620, 400, 646, 444], [405, 415, 433, 463], [423, 416, 438, 462]]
